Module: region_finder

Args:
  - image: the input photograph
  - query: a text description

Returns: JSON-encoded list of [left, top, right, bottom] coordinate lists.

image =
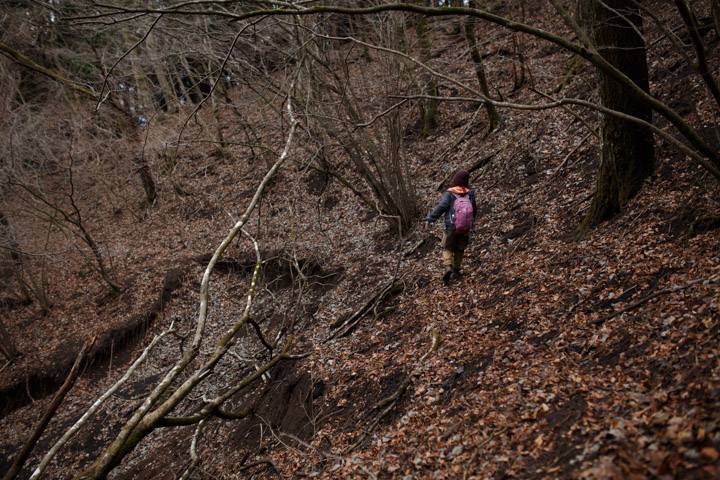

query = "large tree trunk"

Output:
[[577, 0, 655, 237]]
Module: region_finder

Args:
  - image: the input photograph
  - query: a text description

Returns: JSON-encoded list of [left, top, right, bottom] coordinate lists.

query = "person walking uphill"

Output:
[[424, 169, 477, 284]]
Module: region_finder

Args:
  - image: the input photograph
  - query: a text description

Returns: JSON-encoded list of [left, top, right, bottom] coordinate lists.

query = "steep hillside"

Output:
[[1, 3, 720, 480]]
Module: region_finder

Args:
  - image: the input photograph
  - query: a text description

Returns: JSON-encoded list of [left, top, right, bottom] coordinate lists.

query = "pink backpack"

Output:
[[451, 193, 474, 234]]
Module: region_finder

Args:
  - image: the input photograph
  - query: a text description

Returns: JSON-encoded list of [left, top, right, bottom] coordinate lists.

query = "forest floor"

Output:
[[2, 6, 720, 480]]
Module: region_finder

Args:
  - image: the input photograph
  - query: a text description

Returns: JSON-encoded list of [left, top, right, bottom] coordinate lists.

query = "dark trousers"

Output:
[[442, 232, 469, 270]]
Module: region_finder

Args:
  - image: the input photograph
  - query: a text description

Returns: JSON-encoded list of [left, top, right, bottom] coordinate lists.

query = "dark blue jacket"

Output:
[[425, 186, 477, 233]]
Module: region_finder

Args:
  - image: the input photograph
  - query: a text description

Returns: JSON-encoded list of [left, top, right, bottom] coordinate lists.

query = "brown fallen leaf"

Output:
[[700, 447, 719, 461]]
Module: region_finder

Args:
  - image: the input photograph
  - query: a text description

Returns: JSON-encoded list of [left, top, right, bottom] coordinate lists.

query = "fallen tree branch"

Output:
[[178, 418, 205, 480], [4, 336, 96, 480], [30, 327, 173, 479], [348, 330, 440, 453], [403, 234, 429, 258], [333, 280, 404, 340], [67, 92, 300, 480], [588, 274, 719, 327], [373, 329, 440, 410], [280, 432, 377, 480], [328, 232, 409, 341], [238, 458, 282, 477], [327, 279, 398, 333]]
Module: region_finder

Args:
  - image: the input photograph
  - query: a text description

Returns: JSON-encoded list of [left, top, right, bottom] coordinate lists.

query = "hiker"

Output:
[[424, 169, 477, 283]]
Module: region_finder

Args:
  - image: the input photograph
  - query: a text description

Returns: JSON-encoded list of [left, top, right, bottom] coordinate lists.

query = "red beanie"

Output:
[[452, 169, 470, 187]]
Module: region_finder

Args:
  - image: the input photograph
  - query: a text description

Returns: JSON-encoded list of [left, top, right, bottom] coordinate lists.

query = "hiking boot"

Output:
[[442, 266, 453, 284]]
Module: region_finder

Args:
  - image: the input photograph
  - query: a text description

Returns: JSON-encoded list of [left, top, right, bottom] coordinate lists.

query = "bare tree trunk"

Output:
[[0, 318, 19, 361], [463, 1, 500, 133], [0, 210, 29, 305], [124, 26, 154, 115], [134, 151, 157, 205], [0, 210, 51, 312], [179, 56, 202, 105], [414, 8, 438, 137], [204, 60, 226, 158], [2, 337, 95, 480], [155, 63, 181, 113], [511, 1, 527, 90], [69, 103, 299, 480], [577, 0, 655, 237], [65, 162, 122, 295]]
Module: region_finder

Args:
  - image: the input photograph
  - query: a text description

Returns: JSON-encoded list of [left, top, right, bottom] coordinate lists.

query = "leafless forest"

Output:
[[1, 1, 720, 479]]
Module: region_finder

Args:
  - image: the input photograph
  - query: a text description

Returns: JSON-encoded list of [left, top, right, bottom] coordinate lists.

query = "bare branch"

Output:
[[29, 326, 174, 480], [3, 336, 96, 480]]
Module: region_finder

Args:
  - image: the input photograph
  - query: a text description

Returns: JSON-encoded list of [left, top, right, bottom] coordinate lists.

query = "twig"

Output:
[[348, 330, 440, 453], [26, 377, 35, 403], [4, 335, 96, 480], [462, 426, 509, 480], [511, 132, 593, 208], [531, 87, 599, 140], [246, 318, 274, 357], [178, 418, 206, 480], [551, 131, 594, 177], [280, 433, 377, 480], [0, 358, 12, 375], [238, 458, 281, 477], [588, 275, 719, 327]]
